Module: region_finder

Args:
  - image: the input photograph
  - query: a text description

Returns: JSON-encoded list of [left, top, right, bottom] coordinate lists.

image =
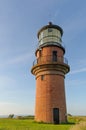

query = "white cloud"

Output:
[[67, 103, 86, 116], [66, 78, 86, 87], [70, 67, 86, 75], [0, 102, 34, 115], [0, 51, 33, 69], [6, 52, 33, 65], [0, 75, 16, 89]]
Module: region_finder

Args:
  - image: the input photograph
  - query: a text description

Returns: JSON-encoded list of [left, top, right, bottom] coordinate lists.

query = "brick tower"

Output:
[[31, 22, 70, 124]]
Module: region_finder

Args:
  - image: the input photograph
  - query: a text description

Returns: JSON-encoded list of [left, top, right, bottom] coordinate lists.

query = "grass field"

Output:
[[0, 116, 85, 130]]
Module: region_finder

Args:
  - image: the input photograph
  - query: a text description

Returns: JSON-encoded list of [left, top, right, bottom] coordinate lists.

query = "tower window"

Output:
[[48, 28, 52, 32], [52, 51, 57, 62], [41, 75, 44, 80]]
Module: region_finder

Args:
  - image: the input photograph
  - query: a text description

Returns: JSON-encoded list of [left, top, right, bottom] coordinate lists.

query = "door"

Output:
[[53, 108, 59, 124], [52, 51, 57, 62]]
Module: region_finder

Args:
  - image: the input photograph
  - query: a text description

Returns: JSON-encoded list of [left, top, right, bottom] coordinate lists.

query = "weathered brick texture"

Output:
[[35, 73, 67, 123], [31, 46, 70, 123]]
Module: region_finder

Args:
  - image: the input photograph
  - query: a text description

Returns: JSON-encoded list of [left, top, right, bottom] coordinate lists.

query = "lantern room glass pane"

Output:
[[38, 28, 62, 46]]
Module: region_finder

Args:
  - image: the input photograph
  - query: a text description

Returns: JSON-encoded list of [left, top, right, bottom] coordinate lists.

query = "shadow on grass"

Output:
[[61, 122, 75, 125], [33, 120, 75, 125]]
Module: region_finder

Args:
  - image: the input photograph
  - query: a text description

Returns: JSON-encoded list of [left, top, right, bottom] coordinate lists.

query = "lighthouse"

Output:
[[31, 22, 70, 124]]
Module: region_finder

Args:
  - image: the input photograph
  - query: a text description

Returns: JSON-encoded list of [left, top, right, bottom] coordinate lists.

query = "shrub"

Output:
[[8, 114, 14, 119]]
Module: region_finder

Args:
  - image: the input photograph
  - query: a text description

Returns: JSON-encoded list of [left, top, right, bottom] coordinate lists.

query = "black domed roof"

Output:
[[37, 22, 63, 38]]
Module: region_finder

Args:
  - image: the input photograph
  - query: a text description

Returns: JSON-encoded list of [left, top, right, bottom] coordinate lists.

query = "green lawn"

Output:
[[0, 118, 71, 130], [0, 116, 85, 130]]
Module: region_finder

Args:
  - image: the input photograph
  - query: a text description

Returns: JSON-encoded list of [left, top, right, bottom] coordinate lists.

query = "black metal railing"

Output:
[[33, 55, 68, 66]]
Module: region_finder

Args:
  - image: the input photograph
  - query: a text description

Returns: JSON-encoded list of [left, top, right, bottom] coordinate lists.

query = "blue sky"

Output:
[[0, 0, 86, 116]]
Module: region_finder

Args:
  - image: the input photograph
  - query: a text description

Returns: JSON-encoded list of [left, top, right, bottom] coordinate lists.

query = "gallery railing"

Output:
[[33, 55, 68, 66]]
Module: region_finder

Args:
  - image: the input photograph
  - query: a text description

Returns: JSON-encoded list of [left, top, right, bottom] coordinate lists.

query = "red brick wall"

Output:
[[36, 46, 64, 58], [35, 74, 67, 123], [35, 46, 67, 123]]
